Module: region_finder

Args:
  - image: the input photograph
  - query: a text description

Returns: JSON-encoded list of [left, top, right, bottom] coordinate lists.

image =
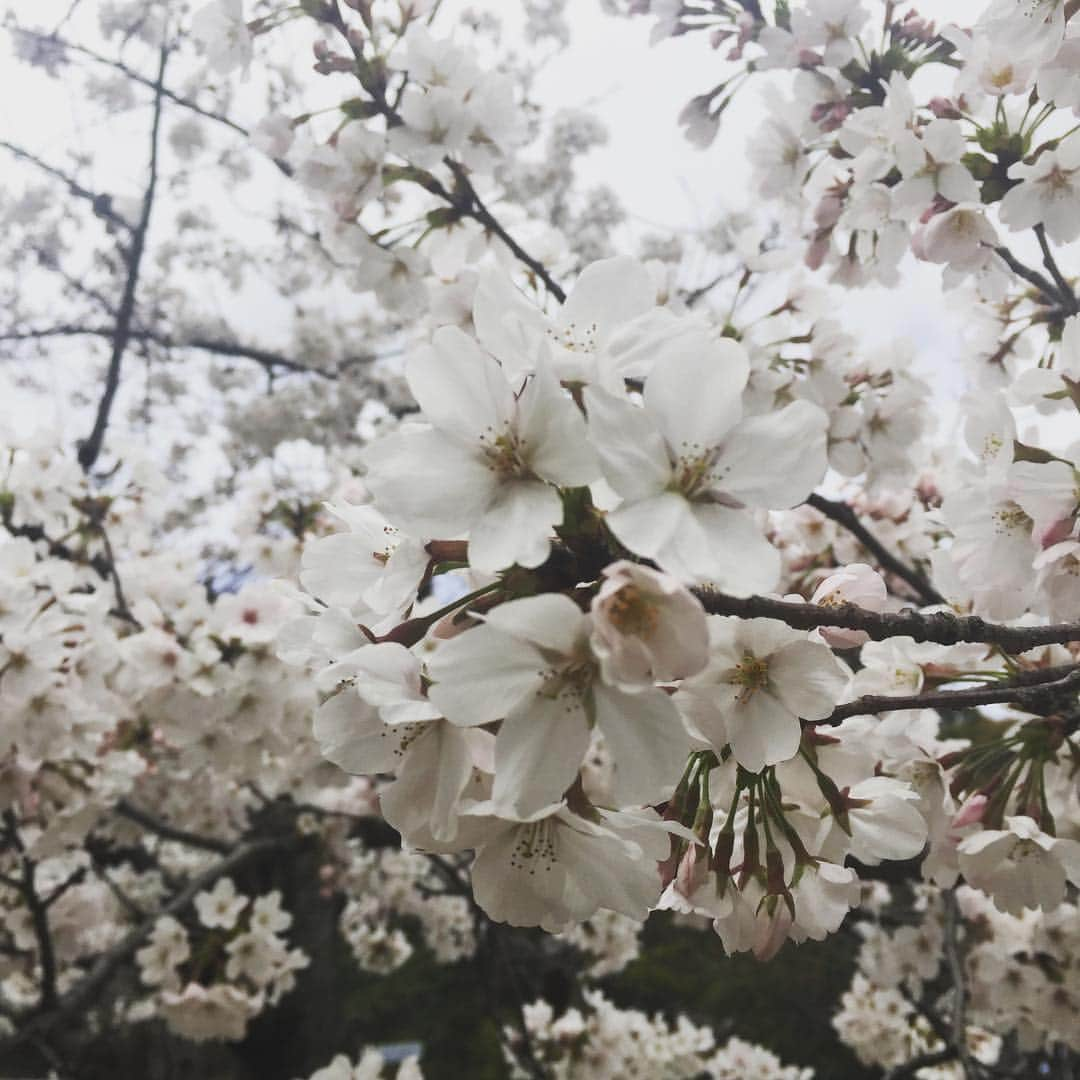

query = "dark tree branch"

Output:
[[1034, 224, 1077, 315], [806, 493, 945, 606], [0, 503, 110, 582], [885, 1048, 958, 1079], [695, 590, 1080, 652], [820, 664, 1080, 725], [3, 814, 58, 1011], [0, 140, 129, 231], [0, 325, 374, 379], [113, 800, 232, 855], [991, 243, 1062, 306], [77, 43, 169, 472], [444, 160, 567, 303]]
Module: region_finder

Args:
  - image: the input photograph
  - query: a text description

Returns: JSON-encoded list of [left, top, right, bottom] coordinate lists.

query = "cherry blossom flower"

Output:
[[427, 594, 691, 816], [958, 816, 1080, 915], [469, 803, 671, 931], [585, 343, 828, 590], [588, 560, 709, 690], [191, 0, 252, 75], [472, 255, 683, 387], [363, 328, 598, 574], [676, 616, 848, 773], [1000, 133, 1080, 244], [194, 877, 248, 931]]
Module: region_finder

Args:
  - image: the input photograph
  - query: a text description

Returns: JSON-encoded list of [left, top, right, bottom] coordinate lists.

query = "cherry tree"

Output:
[[2, 0, 1080, 1077]]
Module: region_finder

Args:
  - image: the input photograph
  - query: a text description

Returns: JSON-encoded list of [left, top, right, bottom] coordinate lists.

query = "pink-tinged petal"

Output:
[[338, 642, 439, 720], [709, 399, 828, 508], [643, 334, 748, 452], [600, 307, 690, 385], [593, 684, 690, 806], [427, 625, 545, 726], [380, 722, 475, 845], [558, 821, 660, 923], [492, 691, 591, 819], [300, 533, 382, 607], [467, 480, 562, 572], [674, 682, 742, 750], [724, 690, 800, 774], [583, 387, 672, 500]]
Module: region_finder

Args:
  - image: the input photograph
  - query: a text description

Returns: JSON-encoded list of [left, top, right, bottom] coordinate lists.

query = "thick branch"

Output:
[[820, 664, 1080, 725], [77, 44, 169, 472], [806, 493, 944, 606], [696, 590, 1080, 652], [113, 800, 232, 855]]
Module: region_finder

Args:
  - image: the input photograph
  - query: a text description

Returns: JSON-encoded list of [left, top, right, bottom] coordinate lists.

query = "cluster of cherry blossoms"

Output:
[[512, 991, 812, 1080], [7, 0, 1080, 1074], [134, 884, 306, 1042], [0, 436, 496, 1050], [302, 1048, 422, 1080]]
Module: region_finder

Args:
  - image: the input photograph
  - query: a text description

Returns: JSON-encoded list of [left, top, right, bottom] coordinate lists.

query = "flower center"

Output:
[[729, 653, 770, 703], [606, 585, 659, 638], [479, 425, 530, 478], [993, 503, 1032, 534]]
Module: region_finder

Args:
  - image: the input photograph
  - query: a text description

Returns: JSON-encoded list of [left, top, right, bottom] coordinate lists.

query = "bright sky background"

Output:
[[0, 0, 994, 442]]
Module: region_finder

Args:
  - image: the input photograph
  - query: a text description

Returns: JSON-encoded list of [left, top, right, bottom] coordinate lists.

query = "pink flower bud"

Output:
[[952, 794, 988, 831]]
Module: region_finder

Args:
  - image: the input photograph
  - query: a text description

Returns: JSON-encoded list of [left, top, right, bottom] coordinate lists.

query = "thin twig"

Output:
[[0, 325, 376, 379], [820, 664, 1080, 725], [3, 813, 59, 1011], [95, 522, 139, 628], [1034, 224, 1077, 315], [9, 26, 292, 175], [885, 1048, 958, 1079], [0, 140, 129, 231], [806, 493, 945, 606]]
